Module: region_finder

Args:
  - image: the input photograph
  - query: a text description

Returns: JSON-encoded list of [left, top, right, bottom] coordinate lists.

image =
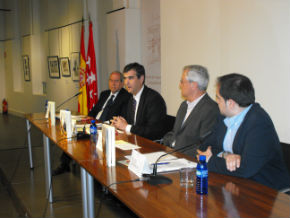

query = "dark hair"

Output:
[[123, 62, 145, 83], [217, 73, 255, 107]]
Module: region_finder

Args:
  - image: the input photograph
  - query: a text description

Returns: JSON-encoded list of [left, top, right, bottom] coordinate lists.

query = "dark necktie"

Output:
[[130, 98, 137, 124], [99, 95, 114, 122]]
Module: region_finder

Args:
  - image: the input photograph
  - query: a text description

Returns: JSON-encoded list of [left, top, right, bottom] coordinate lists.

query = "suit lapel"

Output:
[[178, 94, 208, 131], [232, 104, 255, 154], [113, 88, 123, 105], [127, 97, 134, 124], [135, 86, 147, 124], [100, 91, 111, 108], [175, 103, 187, 132]]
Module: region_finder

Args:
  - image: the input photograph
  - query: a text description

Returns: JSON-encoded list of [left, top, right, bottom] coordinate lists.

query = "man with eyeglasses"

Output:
[[88, 71, 131, 121], [162, 65, 219, 156]]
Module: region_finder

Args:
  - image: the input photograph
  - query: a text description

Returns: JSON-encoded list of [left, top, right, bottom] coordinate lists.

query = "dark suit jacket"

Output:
[[163, 94, 219, 156], [202, 103, 290, 190], [88, 88, 131, 121], [125, 85, 167, 140]]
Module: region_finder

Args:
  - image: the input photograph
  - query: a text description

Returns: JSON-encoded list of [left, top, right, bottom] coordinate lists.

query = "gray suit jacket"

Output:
[[163, 94, 219, 156]]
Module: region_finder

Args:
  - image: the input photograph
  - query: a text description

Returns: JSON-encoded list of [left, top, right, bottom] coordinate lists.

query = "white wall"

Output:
[[106, 0, 161, 91], [161, 0, 220, 114], [106, 7, 141, 78], [161, 0, 290, 143], [141, 0, 161, 92]]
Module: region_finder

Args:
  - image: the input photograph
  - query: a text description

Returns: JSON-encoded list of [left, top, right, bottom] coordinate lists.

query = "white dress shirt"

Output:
[[125, 85, 144, 134], [96, 91, 120, 120]]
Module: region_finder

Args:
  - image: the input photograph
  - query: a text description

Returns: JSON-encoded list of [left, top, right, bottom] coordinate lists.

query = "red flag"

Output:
[[86, 21, 98, 111], [78, 24, 88, 115]]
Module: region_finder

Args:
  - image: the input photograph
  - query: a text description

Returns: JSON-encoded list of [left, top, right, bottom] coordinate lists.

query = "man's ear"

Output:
[[190, 81, 198, 89], [227, 99, 237, 108], [140, 75, 145, 84]]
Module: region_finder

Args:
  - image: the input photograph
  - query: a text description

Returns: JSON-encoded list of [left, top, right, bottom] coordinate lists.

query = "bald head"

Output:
[[109, 71, 123, 93]]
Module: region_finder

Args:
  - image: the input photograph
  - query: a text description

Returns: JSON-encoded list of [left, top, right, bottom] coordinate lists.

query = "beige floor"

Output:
[[0, 114, 137, 218]]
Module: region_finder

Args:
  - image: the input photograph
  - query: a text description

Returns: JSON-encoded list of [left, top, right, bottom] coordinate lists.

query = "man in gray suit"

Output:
[[163, 65, 219, 156]]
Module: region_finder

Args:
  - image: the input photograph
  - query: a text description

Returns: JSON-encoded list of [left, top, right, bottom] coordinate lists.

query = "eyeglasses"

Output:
[[180, 79, 192, 84], [109, 79, 121, 83]]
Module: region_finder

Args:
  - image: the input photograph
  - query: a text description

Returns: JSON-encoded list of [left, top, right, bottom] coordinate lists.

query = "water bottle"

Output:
[[90, 119, 97, 143], [196, 155, 208, 195]]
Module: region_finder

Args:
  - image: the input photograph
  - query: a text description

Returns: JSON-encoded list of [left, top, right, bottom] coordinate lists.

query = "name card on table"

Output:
[[96, 130, 102, 151], [128, 150, 151, 177], [102, 124, 116, 167], [59, 110, 72, 138], [45, 101, 56, 126]]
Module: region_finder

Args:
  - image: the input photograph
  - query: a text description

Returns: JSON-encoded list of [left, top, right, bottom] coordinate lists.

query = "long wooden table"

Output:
[[26, 113, 290, 218]]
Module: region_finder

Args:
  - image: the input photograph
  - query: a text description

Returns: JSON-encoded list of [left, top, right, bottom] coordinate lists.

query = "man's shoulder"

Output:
[[100, 89, 111, 97], [246, 103, 273, 124], [114, 88, 131, 104], [202, 94, 218, 106], [143, 86, 164, 100], [197, 94, 219, 114], [118, 88, 131, 97]]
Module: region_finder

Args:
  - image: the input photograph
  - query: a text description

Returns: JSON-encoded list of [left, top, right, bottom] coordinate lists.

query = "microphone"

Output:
[[143, 131, 212, 186], [76, 124, 90, 140], [56, 91, 82, 110]]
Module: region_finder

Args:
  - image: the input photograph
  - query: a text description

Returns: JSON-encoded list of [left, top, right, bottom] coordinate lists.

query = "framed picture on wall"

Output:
[[22, 55, 30, 81], [48, 56, 60, 78], [59, 57, 71, 77], [70, 52, 80, 81]]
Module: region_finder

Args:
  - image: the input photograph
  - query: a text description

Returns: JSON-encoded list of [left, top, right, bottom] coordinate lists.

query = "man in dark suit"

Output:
[[198, 73, 290, 190], [53, 71, 130, 176], [163, 65, 219, 156], [111, 62, 167, 140], [88, 71, 131, 121]]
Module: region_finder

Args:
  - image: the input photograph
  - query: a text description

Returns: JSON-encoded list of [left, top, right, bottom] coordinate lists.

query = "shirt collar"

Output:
[[133, 85, 144, 102], [224, 104, 252, 128], [110, 90, 120, 98], [186, 93, 206, 108]]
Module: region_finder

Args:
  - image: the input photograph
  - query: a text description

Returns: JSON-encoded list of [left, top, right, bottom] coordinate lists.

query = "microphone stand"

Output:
[[56, 91, 82, 110], [144, 131, 212, 185]]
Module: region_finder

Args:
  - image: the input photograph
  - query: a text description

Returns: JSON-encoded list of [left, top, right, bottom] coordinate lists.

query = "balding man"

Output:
[[88, 71, 131, 121], [53, 71, 130, 176]]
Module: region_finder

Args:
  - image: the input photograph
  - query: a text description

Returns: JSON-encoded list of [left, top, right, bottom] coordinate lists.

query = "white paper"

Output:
[[45, 101, 55, 125], [154, 158, 197, 173], [71, 115, 87, 121], [115, 140, 141, 150], [125, 151, 177, 165], [128, 150, 151, 177], [59, 110, 72, 138], [96, 130, 102, 151], [45, 103, 50, 118], [102, 124, 116, 167], [50, 101, 55, 126], [126, 151, 196, 176]]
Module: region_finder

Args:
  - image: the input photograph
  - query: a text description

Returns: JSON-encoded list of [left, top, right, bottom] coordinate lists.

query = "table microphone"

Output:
[[143, 131, 212, 186], [56, 91, 82, 110]]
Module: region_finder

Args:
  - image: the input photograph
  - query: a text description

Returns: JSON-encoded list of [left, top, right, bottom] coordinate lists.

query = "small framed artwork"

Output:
[[22, 55, 30, 81], [59, 57, 71, 77], [48, 56, 60, 78], [70, 52, 80, 81]]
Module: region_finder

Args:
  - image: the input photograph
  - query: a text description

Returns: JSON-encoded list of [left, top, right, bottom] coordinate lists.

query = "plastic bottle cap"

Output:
[[91, 119, 95, 124], [199, 155, 206, 161]]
